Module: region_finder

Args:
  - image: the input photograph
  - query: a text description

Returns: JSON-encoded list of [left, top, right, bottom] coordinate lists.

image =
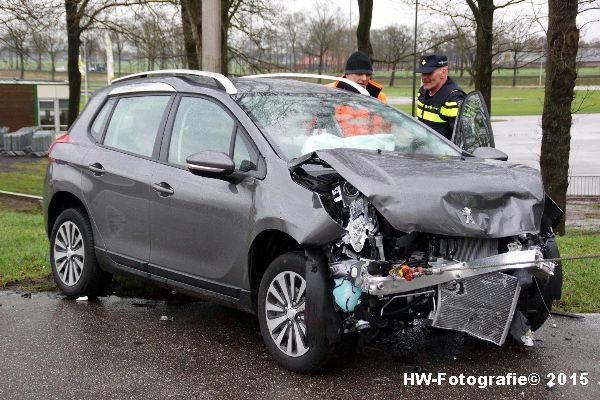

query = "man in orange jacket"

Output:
[[326, 51, 387, 103]]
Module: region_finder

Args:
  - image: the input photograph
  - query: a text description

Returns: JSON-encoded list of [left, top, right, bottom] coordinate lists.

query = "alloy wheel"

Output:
[[53, 221, 85, 286], [264, 271, 308, 357]]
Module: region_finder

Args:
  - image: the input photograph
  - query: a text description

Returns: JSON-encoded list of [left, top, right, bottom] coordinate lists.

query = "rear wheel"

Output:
[[50, 208, 111, 297], [258, 252, 332, 373]]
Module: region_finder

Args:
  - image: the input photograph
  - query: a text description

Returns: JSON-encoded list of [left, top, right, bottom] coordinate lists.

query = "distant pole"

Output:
[[411, 0, 418, 117], [83, 37, 88, 105], [202, 0, 222, 72], [349, 0, 352, 55]]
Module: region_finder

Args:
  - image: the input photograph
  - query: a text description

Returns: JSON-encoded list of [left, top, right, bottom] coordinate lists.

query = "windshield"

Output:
[[237, 93, 461, 160]]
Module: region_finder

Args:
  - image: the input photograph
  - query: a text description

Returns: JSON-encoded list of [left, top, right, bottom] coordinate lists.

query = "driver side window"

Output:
[[168, 96, 257, 171]]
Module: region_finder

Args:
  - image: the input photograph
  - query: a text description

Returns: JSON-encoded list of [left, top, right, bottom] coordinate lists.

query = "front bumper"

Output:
[[359, 249, 555, 297]]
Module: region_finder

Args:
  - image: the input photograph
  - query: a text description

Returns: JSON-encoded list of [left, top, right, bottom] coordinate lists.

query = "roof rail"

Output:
[[240, 73, 370, 96], [111, 69, 238, 95]]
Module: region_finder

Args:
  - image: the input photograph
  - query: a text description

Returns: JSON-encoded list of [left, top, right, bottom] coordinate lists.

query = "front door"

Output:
[[451, 91, 495, 153], [148, 96, 262, 294]]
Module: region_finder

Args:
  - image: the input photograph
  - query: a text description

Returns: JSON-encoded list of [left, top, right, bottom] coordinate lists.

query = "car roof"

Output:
[[101, 71, 356, 98]]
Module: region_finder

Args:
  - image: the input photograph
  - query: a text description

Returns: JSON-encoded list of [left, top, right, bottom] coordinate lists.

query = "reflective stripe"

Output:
[[417, 108, 445, 123], [445, 101, 459, 107], [439, 105, 459, 118]]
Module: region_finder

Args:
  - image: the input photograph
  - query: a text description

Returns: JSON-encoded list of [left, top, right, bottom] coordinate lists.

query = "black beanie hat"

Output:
[[344, 51, 373, 74]]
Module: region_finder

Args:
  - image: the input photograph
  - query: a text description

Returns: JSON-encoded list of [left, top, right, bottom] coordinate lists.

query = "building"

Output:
[[0, 80, 69, 132]]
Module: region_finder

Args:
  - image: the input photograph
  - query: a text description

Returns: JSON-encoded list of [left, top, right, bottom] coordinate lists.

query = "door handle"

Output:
[[88, 162, 105, 176], [152, 182, 175, 196]]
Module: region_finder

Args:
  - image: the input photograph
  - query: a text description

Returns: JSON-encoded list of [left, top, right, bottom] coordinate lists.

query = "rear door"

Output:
[[81, 94, 173, 270], [148, 95, 262, 293], [451, 91, 495, 153]]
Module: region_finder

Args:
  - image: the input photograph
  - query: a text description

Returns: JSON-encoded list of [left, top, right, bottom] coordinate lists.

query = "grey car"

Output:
[[44, 70, 562, 373]]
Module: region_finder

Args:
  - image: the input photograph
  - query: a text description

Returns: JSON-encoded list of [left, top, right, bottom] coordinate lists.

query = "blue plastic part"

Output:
[[333, 278, 362, 312]]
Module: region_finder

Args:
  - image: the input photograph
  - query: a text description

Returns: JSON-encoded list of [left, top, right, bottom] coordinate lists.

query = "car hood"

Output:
[[290, 148, 545, 238]]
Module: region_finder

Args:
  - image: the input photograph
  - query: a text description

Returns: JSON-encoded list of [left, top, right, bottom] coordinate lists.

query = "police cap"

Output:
[[416, 54, 448, 73]]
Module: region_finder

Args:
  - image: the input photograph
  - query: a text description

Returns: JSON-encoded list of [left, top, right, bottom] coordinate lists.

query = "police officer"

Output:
[[327, 51, 387, 102], [415, 54, 465, 140]]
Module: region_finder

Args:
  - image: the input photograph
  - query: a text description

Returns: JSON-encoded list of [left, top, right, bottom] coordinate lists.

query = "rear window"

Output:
[[103, 96, 170, 157]]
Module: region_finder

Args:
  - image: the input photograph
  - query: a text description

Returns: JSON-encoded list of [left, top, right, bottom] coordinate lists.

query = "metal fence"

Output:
[[568, 175, 600, 197]]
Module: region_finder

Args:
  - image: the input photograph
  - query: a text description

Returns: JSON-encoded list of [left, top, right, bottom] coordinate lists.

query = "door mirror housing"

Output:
[[471, 146, 508, 161], [186, 151, 235, 178]]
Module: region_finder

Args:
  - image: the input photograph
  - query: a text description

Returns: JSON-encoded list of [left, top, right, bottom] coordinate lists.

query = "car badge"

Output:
[[421, 59, 426, 65], [461, 207, 474, 224]]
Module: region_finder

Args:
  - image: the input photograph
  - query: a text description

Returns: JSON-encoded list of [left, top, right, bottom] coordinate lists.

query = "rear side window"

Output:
[[103, 96, 170, 157], [90, 98, 115, 142]]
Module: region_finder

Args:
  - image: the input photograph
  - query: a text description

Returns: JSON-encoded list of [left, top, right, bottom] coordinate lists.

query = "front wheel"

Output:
[[520, 238, 563, 331], [257, 252, 332, 373], [50, 208, 112, 297]]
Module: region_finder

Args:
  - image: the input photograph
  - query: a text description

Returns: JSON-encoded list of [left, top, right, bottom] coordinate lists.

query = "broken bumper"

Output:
[[360, 249, 555, 297]]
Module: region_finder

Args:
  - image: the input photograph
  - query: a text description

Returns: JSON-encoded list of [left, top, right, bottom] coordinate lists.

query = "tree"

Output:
[[305, 5, 343, 75], [503, 19, 539, 87], [282, 12, 306, 72], [356, 0, 373, 59], [371, 24, 412, 86], [181, 0, 200, 69], [0, 21, 29, 79], [540, 0, 579, 235]]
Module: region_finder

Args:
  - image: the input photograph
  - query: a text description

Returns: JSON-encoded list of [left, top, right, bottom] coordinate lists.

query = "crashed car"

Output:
[[44, 70, 563, 373]]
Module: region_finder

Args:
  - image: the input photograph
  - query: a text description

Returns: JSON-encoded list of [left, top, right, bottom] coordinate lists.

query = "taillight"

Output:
[[48, 132, 70, 162]]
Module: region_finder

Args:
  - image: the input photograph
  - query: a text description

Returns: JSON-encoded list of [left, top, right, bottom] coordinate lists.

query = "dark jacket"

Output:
[[416, 77, 465, 140]]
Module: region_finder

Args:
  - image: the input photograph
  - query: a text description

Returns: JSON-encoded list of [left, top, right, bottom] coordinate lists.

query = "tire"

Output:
[[50, 208, 112, 297], [521, 238, 563, 331], [257, 252, 332, 373]]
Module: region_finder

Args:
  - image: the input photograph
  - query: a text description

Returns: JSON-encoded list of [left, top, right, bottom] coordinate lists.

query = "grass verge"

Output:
[[0, 159, 47, 196], [555, 232, 600, 313]]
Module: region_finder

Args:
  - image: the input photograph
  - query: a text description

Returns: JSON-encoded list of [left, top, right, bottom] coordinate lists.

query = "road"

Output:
[[1, 291, 599, 399], [492, 114, 599, 175]]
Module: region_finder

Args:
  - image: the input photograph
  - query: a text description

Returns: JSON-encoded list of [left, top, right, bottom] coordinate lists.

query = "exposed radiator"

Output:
[[439, 238, 499, 262], [432, 272, 520, 346]]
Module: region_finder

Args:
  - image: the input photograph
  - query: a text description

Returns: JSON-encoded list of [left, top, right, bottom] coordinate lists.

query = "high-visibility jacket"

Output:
[[333, 105, 391, 137], [416, 77, 465, 140], [326, 79, 388, 103]]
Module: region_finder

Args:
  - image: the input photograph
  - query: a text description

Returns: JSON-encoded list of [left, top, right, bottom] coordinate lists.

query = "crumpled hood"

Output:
[[290, 148, 545, 238]]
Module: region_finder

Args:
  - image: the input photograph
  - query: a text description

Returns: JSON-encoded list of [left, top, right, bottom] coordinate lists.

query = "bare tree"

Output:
[[282, 12, 306, 72], [371, 24, 412, 86], [304, 5, 343, 76], [0, 21, 29, 78], [502, 18, 539, 87], [540, 0, 580, 234]]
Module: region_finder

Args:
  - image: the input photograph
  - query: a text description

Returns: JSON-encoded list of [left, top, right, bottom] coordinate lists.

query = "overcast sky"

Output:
[[290, 0, 600, 41]]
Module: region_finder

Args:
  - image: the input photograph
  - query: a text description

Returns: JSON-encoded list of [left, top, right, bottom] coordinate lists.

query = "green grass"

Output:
[[0, 159, 48, 196], [389, 87, 600, 116], [555, 232, 600, 313], [0, 199, 51, 289]]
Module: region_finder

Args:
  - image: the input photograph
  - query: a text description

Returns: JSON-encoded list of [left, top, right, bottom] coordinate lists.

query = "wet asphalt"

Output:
[[1, 290, 599, 400]]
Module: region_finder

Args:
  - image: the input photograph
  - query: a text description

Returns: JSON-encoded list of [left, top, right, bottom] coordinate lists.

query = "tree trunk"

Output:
[[512, 51, 518, 87], [356, 0, 373, 59], [65, 0, 82, 127], [540, 0, 579, 235], [469, 0, 494, 114], [389, 63, 396, 86], [220, 0, 228, 74], [51, 53, 56, 81], [19, 52, 25, 79], [181, 0, 199, 69]]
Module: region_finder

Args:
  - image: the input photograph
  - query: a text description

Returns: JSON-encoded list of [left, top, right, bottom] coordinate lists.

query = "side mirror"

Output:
[[471, 146, 508, 161], [186, 151, 235, 178]]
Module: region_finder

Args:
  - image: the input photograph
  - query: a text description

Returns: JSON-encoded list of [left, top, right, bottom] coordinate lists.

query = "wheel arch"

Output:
[[46, 191, 88, 238], [248, 229, 302, 311]]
